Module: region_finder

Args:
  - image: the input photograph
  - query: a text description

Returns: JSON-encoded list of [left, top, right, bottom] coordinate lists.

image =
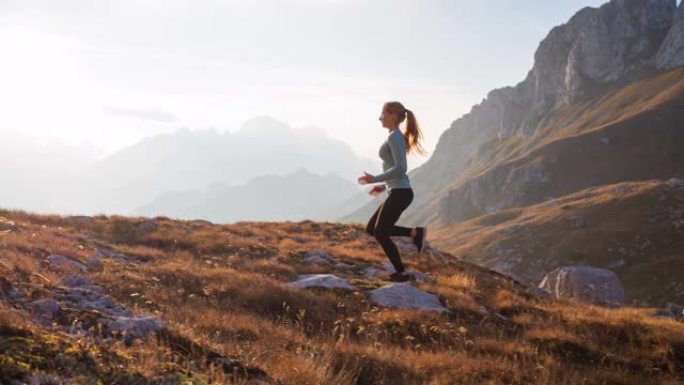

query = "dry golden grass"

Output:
[[436, 272, 476, 292], [1, 208, 684, 384], [432, 178, 684, 307]]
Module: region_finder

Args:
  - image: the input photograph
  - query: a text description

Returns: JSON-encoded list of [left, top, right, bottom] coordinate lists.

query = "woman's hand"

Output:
[[357, 171, 375, 185], [369, 185, 386, 196]]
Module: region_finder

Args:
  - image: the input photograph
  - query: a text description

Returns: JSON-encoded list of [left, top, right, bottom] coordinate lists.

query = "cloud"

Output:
[[102, 105, 180, 123]]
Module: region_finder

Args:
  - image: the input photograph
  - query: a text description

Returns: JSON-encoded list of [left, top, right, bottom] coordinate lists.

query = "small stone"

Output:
[[27, 299, 63, 323], [359, 267, 384, 277], [380, 262, 396, 273], [60, 275, 92, 288], [405, 271, 434, 284], [107, 315, 164, 340], [303, 249, 333, 263], [8, 288, 26, 303], [605, 259, 626, 270], [136, 220, 158, 233], [667, 178, 684, 189], [86, 255, 103, 270]]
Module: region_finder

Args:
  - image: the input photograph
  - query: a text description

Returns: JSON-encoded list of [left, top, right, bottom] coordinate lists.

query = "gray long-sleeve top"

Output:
[[371, 128, 411, 190]]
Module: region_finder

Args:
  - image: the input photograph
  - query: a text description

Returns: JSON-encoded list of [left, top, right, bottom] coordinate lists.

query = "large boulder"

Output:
[[539, 265, 625, 306], [369, 283, 447, 312]]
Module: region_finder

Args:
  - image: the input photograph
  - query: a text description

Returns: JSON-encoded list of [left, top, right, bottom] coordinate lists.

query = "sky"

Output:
[[0, 0, 611, 169]]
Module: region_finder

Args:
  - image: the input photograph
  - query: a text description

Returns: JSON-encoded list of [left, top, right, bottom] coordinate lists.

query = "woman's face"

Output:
[[379, 107, 398, 129]]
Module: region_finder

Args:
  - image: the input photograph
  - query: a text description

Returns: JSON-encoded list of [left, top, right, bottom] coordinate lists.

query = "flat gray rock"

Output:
[[302, 255, 331, 265], [369, 283, 447, 312], [287, 274, 357, 290]]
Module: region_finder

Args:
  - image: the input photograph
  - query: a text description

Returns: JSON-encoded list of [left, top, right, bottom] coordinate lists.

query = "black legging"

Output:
[[365, 187, 414, 274]]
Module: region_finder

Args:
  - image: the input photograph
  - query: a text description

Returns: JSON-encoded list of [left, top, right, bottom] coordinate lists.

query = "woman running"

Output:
[[358, 101, 428, 282]]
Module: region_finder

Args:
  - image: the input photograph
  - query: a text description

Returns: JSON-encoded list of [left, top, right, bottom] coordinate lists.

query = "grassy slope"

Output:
[[0, 209, 684, 384], [430, 179, 684, 307], [420, 68, 684, 308]]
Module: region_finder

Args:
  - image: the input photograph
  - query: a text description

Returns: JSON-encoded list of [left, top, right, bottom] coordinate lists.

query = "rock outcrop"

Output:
[[657, 1, 684, 68]]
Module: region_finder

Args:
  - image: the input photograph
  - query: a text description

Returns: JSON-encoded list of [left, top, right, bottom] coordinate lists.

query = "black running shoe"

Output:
[[412, 226, 426, 253], [387, 272, 412, 282]]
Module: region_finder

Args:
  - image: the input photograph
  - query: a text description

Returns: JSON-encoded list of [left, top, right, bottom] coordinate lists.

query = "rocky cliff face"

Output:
[[343, 0, 684, 227], [657, 0, 684, 68]]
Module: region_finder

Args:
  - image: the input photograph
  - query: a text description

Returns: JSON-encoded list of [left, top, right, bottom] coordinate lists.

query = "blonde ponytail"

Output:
[[384, 101, 427, 156]]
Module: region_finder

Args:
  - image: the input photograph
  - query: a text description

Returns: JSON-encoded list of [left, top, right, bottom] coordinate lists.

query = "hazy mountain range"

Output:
[[134, 168, 370, 222], [0, 116, 375, 219]]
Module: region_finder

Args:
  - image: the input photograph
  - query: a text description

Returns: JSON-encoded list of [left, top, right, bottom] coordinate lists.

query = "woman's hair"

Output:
[[384, 101, 428, 155]]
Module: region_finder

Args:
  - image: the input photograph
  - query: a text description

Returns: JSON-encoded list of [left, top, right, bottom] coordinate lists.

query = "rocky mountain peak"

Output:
[[657, 0, 684, 68], [528, 0, 677, 108]]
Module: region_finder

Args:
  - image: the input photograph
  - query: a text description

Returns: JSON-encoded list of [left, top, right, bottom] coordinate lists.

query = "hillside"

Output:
[[0, 116, 374, 218], [428, 66, 684, 226], [340, 0, 684, 308], [1, 209, 684, 384], [430, 178, 684, 307]]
